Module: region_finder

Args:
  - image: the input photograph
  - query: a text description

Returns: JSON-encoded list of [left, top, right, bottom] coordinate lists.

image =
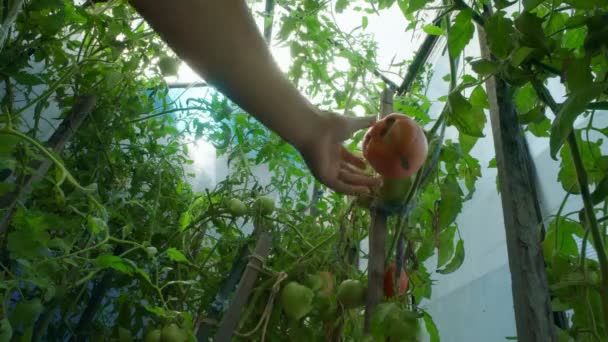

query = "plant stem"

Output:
[[567, 133, 608, 330]]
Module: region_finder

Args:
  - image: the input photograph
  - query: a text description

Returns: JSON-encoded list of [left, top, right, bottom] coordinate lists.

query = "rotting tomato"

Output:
[[362, 113, 428, 179], [383, 262, 408, 298]]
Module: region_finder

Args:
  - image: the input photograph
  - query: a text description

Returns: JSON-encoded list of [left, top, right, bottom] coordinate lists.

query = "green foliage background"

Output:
[[0, 0, 606, 341]]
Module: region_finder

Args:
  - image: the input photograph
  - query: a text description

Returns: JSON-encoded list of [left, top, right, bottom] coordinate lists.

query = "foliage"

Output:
[[1, 0, 605, 341]]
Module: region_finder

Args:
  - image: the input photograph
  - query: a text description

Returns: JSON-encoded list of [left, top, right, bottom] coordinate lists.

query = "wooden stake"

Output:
[[477, 7, 556, 341]]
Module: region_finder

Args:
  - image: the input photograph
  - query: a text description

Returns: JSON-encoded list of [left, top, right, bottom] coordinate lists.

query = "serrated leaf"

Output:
[[550, 82, 608, 158], [449, 10, 474, 58], [448, 92, 486, 137], [437, 239, 465, 274], [484, 12, 515, 59], [423, 25, 444, 36], [166, 247, 189, 263], [471, 59, 500, 76], [470, 85, 489, 109], [95, 255, 133, 275]]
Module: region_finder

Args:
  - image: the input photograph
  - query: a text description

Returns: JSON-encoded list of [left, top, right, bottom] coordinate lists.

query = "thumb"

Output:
[[343, 115, 376, 136]]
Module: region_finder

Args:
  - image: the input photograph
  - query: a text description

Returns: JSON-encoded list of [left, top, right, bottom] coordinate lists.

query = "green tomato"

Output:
[[280, 281, 314, 320], [253, 196, 275, 216], [226, 198, 248, 216], [161, 323, 187, 342], [145, 246, 158, 257], [158, 56, 179, 76], [337, 279, 365, 309], [379, 177, 413, 204], [144, 329, 161, 342]]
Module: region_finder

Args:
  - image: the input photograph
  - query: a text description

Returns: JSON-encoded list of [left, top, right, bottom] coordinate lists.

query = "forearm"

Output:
[[129, 0, 322, 149]]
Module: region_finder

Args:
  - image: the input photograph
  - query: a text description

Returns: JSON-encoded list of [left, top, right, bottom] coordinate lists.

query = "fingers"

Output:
[[340, 148, 367, 169], [338, 168, 383, 188]]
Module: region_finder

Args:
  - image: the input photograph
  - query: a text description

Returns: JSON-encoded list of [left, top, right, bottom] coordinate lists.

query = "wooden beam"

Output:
[[213, 232, 272, 342], [363, 88, 393, 332], [477, 8, 557, 341]]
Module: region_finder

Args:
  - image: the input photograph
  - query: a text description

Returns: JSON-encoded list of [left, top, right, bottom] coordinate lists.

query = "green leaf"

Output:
[[406, 0, 429, 14], [9, 299, 43, 328], [459, 132, 478, 154], [0, 318, 12, 341], [95, 255, 133, 275], [437, 239, 465, 274], [562, 27, 587, 50], [591, 176, 608, 204], [448, 92, 486, 137], [179, 211, 191, 231], [488, 157, 497, 168], [564, 56, 593, 91], [370, 303, 399, 339], [514, 82, 538, 114], [449, 10, 474, 58], [166, 248, 189, 263], [542, 218, 584, 258], [438, 180, 462, 228], [518, 106, 545, 124], [470, 85, 489, 109], [335, 0, 349, 12], [422, 312, 439, 342], [0, 182, 15, 196], [423, 25, 445, 36], [523, 0, 544, 10], [87, 217, 108, 234], [437, 226, 457, 268], [511, 46, 535, 66], [471, 59, 500, 76], [12, 72, 45, 86], [514, 12, 548, 49], [484, 12, 515, 59], [362, 16, 368, 29], [549, 82, 608, 158]]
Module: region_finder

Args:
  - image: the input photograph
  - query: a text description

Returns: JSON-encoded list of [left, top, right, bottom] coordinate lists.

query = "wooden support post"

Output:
[[363, 88, 393, 332], [0, 95, 96, 235], [477, 8, 557, 341], [212, 232, 272, 342]]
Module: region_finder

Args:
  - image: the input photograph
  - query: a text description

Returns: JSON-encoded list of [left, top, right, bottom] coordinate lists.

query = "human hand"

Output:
[[296, 111, 383, 196]]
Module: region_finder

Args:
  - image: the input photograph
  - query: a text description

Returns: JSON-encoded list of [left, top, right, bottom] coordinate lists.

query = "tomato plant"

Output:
[[1, 0, 604, 341]]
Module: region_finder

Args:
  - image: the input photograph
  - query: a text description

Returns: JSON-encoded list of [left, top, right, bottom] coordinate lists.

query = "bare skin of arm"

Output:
[[129, 0, 382, 195]]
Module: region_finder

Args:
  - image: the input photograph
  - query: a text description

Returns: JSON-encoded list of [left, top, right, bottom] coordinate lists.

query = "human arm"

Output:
[[129, 0, 382, 194]]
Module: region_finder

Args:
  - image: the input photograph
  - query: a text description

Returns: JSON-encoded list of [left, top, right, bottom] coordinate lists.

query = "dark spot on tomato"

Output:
[[400, 156, 409, 170], [379, 117, 396, 137]]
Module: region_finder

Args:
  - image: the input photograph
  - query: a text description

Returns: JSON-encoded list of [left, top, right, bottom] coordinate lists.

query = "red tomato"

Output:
[[383, 262, 409, 298], [362, 113, 428, 179]]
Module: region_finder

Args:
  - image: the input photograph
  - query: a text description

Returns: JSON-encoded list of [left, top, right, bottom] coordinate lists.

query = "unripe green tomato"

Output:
[[226, 198, 248, 216], [253, 196, 275, 215], [161, 323, 187, 342], [337, 279, 365, 309], [280, 281, 314, 320], [158, 56, 179, 76], [145, 246, 158, 257], [144, 329, 161, 342], [379, 177, 413, 204]]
